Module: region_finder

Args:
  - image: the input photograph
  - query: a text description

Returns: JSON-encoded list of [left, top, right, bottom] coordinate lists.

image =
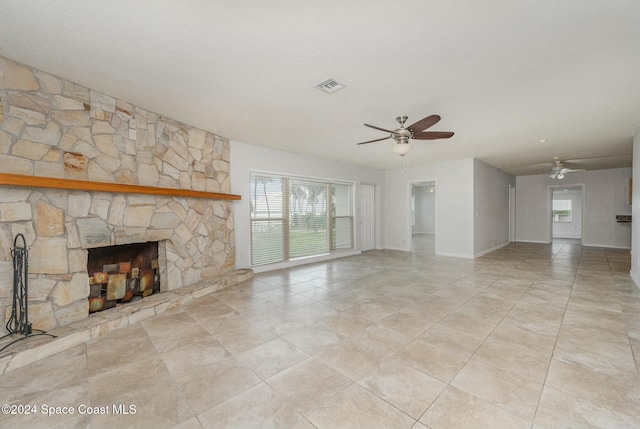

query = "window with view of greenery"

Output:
[[552, 199, 572, 223], [250, 173, 354, 266]]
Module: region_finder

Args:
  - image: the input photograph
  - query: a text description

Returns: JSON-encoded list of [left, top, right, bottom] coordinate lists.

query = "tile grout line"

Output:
[[415, 245, 551, 426], [529, 243, 581, 428]]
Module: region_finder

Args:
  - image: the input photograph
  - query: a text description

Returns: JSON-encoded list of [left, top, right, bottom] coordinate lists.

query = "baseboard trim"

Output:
[[385, 246, 410, 252], [631, 270, 640, 291], [474, 242, 510, 258], [435, 251, 474, 259], [581, 243, 631, 250]]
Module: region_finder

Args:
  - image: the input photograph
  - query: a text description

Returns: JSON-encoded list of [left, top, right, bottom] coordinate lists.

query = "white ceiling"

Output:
[[1, 1, 639, 175]]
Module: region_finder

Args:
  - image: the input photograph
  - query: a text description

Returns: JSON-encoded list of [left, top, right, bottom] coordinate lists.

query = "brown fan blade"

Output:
[[407, 115, 441, 133], [412, 131, 454, 140], [364, 123, 395, 134], [356, 136, 392, 145]]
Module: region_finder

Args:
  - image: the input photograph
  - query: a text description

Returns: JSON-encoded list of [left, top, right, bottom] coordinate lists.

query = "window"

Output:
[[552, 199, 572, 223], [250, 172, 354, 266]]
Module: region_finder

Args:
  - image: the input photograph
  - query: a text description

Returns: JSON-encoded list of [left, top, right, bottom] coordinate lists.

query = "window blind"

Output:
[[250, 174, 285, 265], [331, 183, 353, 250], [250, 173, 354, 266]]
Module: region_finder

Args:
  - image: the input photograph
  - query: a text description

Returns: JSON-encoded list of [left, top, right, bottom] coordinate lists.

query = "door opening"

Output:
[[411, 181, 436, 255], [360, 183, 376, 251], [550, 185, 583, 245]]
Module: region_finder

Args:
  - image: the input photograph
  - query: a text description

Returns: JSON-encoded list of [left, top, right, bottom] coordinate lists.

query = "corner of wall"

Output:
[[631, 127, 640, 290]]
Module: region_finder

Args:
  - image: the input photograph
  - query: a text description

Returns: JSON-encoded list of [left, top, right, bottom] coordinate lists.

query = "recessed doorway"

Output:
[[551, 185, 584, 244], [411, 181, 436, 255]]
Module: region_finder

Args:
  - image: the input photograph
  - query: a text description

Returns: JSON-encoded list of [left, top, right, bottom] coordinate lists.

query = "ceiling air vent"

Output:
[[315, 78, 345, 94]]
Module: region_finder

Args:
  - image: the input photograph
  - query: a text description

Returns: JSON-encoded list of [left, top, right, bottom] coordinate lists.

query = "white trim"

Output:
[[436, 251, 474, 259], [249, 168, 355, 187], [359, 182, 377, 252], [474, 241, 509, 258], [553, 233, 582, 239], [581, 243, 631, 250], [630, 270, 640, 291], [252, 249, 361, 273], [515, 239, 550, 244], [549, 184, 585, 245], [385, 246, 410, 252]]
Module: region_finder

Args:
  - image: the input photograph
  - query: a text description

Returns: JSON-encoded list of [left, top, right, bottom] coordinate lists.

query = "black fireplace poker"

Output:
[[0, 234, 56, 353]]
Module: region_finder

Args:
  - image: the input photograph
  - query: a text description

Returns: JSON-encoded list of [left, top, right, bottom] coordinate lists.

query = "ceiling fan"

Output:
[[356, 115, 454, 156], [549, 160, 585, 179]]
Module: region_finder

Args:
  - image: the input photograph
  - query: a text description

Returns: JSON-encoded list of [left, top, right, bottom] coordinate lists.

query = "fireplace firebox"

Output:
[[86, 242, 160, 313]]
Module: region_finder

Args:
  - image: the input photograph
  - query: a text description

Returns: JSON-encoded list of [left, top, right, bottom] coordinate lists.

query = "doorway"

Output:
[[410, 181, 436, 255], [360, 183, 376, 251], [550, 185, 584, 244]]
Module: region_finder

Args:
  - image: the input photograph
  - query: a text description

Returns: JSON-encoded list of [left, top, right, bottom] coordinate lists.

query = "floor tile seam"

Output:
[[350, 372, 426, 423], [87, 337, 165, 376], [159, 376, 198, 425], [439, 377, 537, 426], [0, 372, 91, 408], [415, 383, 450, 426], [536, 363, 640, 421], [451, 301, 540, 373], [186, 377, 272, 423], [531, 244, 581, 426], [189, 312, 257, 353], [136, 311, 199, 340], [88, 362, 173, 407], [614, 285, 640, 370], [445, 254, 561, 427], [238, 335, 313, 373], [263, 368, 356, 419]]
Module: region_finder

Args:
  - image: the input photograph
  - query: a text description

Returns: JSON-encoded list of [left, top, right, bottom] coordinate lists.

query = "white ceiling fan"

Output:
[[549, 160, 585, 179]]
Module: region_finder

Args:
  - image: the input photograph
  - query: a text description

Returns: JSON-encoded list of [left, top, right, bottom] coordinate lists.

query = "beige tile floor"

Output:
[[1, 235, 639, 429]]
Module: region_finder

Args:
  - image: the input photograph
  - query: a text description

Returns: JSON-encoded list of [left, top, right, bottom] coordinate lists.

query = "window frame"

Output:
[[249, 171, 355, 267]]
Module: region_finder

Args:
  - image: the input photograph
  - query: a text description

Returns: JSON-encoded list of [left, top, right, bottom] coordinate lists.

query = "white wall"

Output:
[[631, 129, 640, 287], [412, 186, 435, 234], [385, 158, 475, 258], [552, 188, 583, 239], [473, 159, 516, 256], [230, 141, 385, 270], [516, 167, 632, 248]]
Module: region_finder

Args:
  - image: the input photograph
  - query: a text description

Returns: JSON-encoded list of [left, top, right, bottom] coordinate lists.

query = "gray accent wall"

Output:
[[516, 167, 632, 248], [631, 129, 640, 288], [473, 159, 516, 256]]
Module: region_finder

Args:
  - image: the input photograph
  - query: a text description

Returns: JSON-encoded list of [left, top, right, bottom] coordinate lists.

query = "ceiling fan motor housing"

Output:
[[394, 128, 412, 142]]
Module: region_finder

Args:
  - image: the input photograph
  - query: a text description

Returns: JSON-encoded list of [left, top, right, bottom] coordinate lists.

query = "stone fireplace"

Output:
[[0, 56, 248, 334]]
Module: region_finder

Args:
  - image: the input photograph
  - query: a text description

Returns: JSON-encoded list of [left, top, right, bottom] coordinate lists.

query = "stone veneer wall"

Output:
[[0, 56, 237, 331]]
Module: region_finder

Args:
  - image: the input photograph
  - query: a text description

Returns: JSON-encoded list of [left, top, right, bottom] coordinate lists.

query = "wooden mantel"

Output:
[[0, 173, 241, 201]]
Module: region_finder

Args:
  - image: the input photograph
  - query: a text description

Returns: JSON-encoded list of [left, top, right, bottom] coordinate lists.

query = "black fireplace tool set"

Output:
[[0, 234, 56, 353]]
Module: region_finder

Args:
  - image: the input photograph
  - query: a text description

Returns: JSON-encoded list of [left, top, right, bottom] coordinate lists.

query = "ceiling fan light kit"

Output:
[[392, 142, 411, 156], [356, 114, 454, 160]]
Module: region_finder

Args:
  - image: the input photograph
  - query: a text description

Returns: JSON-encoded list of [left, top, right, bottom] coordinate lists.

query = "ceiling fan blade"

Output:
[[356, 136, 392, 145], [407, 115, 441, 133], [562, 168, 586, 173], [364, 123, 395, 134], [412, 131, 454, 140]]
